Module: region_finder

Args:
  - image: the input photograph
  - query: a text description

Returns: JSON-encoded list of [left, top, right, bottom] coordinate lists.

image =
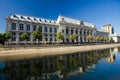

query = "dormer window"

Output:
[[39, 19, 42, 21], [80, 21, 84, 27], [34, 18, 37, 21], [54, 21, 56, 23], [13, 15, 17, 18], [21, 16, 24, 19], [45, 20, 47, 22], [27, 17, 31, 20], [49, 21, 51, 23], [61, 18, 64, 21]]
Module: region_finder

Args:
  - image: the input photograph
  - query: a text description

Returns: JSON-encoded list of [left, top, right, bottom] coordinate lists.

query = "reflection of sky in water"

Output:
[[0, 74, 6, 80], [0, 48, 120, 80], [0, 62, 5, 69], [66, 52, 120, 80]]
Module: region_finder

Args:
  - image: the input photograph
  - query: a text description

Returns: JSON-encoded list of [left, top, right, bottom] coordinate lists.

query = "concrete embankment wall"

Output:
[[0, 43, 120, 61]]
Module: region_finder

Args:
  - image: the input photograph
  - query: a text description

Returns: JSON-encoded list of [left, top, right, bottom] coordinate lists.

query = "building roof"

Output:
[[7, 14, 95, 28], [97, 28, 108, 33], [109, 33, 120, 37], [57, 15, 95, 28], [7, 14, 57, 25]]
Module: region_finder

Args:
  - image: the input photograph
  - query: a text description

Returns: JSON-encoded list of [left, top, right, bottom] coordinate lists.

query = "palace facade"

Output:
[[6, 14, 107, 44]]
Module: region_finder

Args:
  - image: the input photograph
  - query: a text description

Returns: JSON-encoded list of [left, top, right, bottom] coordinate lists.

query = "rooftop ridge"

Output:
[[59, 15, 95, 25], [14, 14, 57, 22]]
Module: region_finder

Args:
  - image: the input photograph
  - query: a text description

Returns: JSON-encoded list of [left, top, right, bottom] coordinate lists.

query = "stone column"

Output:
[[23, 24, 26, 31], [30, 33, 33, 44], [82, 29, 84, 42], [64, 28, 66, 43], [73, 28, 76, 34], [16, 22, 19, 31], [52, 27, 54, 34], [30, 24, 33, 32], [42, 26, 44, 33], [48, 27, 49, 33], [53, 34, 55, 43], [42, 34, 45, 42], [16, 32, 19, 44], [78, 29, 80, 42], [48, 34, 50, 43]]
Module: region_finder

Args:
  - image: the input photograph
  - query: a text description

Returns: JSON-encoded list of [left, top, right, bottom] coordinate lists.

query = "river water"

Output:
[[0, 47, 120, 80]]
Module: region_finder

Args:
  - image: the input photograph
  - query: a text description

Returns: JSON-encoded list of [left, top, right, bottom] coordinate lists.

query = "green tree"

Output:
[[86, 35, 94, 42], [3, 32, 11, 45], [0, 33, 2, 40], [20, 33, 28, 45], [96, 36, 102, 42], [96, 36, 100, 42], [70, 34, 78, 42], [100, 37, 104, 42], [109, 37, 114, 42], [0, 33, 4, 45], [33, 28, 42, 45], [0, 32, 11, 46], [56, 32, 64, 43], [103, 37, 109, 42]]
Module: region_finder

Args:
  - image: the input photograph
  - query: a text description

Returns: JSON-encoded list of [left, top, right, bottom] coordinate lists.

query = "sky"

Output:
[[0, 0, 120, 34]]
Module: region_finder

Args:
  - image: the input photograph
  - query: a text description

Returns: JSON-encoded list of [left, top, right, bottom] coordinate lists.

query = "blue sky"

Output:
[[0, 0, 120, 34]]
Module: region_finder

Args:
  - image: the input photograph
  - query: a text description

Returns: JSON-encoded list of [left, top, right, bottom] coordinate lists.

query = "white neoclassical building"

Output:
[[6, 14, 96, 44], [96, 29, 109, 38]]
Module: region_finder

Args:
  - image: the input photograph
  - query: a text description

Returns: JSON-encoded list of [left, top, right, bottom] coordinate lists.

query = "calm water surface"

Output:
[[0, 47, 120, 80]]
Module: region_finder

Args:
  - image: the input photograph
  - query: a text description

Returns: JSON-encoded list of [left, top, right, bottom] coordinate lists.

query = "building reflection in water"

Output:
[[106, 47, 118, 63], [0, 49, 113, 80]]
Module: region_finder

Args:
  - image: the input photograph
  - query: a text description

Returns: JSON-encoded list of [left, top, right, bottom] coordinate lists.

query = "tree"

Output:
[[0, 33, 4, 45], [56, 32, 64, 43], [100, 37, 104, 42], [109, 37, 114, 42], [0, 32, 11, 46], [96, 36, 103, 42], [33, 28, 42, 45], [0, 33, 2, 40], [70, 34, 78, 42], [3, 32, 11, 45], [103, 37, 109, 42], [20, 33, 28, 45], [86, 35, 94, 42], [95, 36, 100, 42]]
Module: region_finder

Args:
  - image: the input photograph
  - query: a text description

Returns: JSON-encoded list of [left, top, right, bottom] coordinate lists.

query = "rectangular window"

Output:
[[71, 30, 73, 34], [45, 38, 48, 41], [39, 26, 42, 32], [11, 23, 16, 30], [50, 38, 53, 41], [19, 24, 24, 30], [45, 34, 48, 37], [11, 32, 16, 36], [11, 37, 16, 41], [76, 30, 78, 34], [26, 25, 30, 31], [33, 25, 36, 31], [50, 27, 52, 33], [44, 27, 48, 32], [54, 28, 57, 33], [27, 33, 30, 41], [66, 29, 68, 34], [80, 31, 82, 35]]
